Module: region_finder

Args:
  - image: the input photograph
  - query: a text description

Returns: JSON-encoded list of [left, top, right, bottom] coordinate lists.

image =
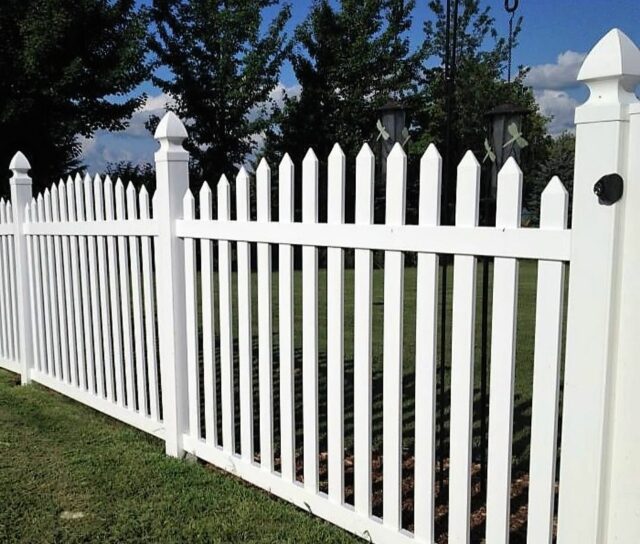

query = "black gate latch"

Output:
[[594, 173, 624, 205]]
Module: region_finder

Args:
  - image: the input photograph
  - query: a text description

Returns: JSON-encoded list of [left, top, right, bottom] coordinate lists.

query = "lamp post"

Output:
[[375, 99, 408, 181]]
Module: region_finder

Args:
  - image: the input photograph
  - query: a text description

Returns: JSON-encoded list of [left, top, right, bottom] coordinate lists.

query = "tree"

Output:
[[263, 0, 419, 221], [526, 132, 575, 226], [149, 0, 291, 185], [412, 0, 549, 220], [0, 0, 149, 193], [105, 161, 156, 193]]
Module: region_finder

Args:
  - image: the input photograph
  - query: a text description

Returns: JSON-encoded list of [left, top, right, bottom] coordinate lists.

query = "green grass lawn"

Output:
[[0, 369, 359, 543]]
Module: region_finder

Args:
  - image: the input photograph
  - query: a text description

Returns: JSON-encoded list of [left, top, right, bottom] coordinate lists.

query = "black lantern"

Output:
[[375, 99, 408, 179], [485, 103, 530, 196]]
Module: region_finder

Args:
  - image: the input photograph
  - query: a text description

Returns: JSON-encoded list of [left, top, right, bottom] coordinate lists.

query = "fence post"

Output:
[[9, 152, 34, 385], [556, 29, 640, 542], [153, 112, 190, 457]]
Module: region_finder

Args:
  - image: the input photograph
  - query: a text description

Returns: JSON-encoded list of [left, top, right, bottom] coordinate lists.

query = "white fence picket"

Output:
[[75, 175, 95, 393], [127, 183, 147, 414], [0, 201, 10, 359], [414, 144, 441, 541], [327, 143, 345, 504], [26, 202, 40, 373], [91, 175, 110, 400], [257, 159, 274, 472], [353, 143, 374, 517], [448, 151, 481, 544], [236, 170, 253, 459], [217, 176, 235, 453], [278, 154, 295, 482], [382, 143, 407, 531], [527, 177, 568, 544], [139, 187, 160, 421], [199, 182, 217, 444], [105, 176, 125, 405], [486, 158, 523, 544], [59, 180, 78, 386], [66, 176, 86, 390], [7, 204, 19, 363], [184, 189, 199, 439], [52, 183, 70, 383], [116, 180, 135, 408], [302, 148, 319, 493], [38, 194, 55, 377], [44, 189, 62, 380]]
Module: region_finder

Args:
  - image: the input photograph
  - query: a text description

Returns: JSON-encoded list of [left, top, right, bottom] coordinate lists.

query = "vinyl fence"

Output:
[[2, 28, 640, 544]]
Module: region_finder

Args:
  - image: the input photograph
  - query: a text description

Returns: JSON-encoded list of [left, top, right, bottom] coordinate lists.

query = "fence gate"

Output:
[[0, 27, 639, 544]]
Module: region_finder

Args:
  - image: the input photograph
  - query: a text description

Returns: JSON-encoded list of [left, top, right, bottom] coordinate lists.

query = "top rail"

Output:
[[175, 219, 571, 261]]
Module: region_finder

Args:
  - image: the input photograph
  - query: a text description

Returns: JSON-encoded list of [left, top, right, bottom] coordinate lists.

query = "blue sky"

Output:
[[82, 0, 640, 172]]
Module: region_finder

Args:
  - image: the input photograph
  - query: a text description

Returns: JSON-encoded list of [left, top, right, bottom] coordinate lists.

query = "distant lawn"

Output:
[[0, 369, 358, 543]]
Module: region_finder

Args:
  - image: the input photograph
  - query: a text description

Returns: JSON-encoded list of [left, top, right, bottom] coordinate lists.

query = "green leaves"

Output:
[[0, 0, 149, 193], [149, 0, 291, 184]]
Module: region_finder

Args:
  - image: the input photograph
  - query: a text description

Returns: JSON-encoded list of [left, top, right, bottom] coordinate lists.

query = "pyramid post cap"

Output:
[[578, 28, 640, 83], [154, 111, 188, 141], [9, 151, 31, 174]]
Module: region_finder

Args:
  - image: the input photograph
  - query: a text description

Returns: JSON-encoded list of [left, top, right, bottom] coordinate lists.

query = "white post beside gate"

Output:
[[9, 152, 33, 384], [557, 28, 640, 543]]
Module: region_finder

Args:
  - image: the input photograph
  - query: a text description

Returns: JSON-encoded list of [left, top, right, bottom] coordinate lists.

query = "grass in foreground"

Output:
[[0, 369, 358, 544]]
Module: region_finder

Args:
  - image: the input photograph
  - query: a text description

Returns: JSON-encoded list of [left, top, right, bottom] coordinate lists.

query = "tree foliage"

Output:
[[149, 0, 291, 185], [0, 0, 149, 193], [105, 160, 156, 193], [266, 0, 418, 165], [526, 132, 575, 226]]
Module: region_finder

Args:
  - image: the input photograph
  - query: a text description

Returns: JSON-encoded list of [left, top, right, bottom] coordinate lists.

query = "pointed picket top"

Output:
[[9, 150, 30, 172], [6, 202, 12, 223], [217, 175, 231, 221], [389, 141, 406, 160], [455, 150, 481, 227], [44, 189, 53, 223], [139, 185, 151, 220], [496, 156, 523, 228], [355, 143, 375, 225], [579, 28, 640, 83], [419, 143, 442, 226], [328, 143, 345, 224], [114, 178, 126, 220], [103, 176, 115, 221], [279, 154, 294, 223], [257, 157, 270, 177], [385, 142, 407, 226], [66, 176, 77, 221], [31, 198, 38, 223], [126, 182, 138, 220], [0, 199, 6, 224], [183, 189, 195, 220], [280, 152, 294, 171], [235, 169, 249, 222], [51, 183, 61, 221], [58, 178, 69, 221], [540, 176, 569, 229], [302, 148, 318, 223]]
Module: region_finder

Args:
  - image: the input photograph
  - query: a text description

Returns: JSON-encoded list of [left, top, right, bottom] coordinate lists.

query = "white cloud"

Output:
[[80, 93, 172, 173], [525, 50, 586, 91], [534, 89, 579, 136]]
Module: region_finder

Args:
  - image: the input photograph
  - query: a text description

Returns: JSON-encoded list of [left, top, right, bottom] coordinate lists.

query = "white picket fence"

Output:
[[1, 28, 640, 544]]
